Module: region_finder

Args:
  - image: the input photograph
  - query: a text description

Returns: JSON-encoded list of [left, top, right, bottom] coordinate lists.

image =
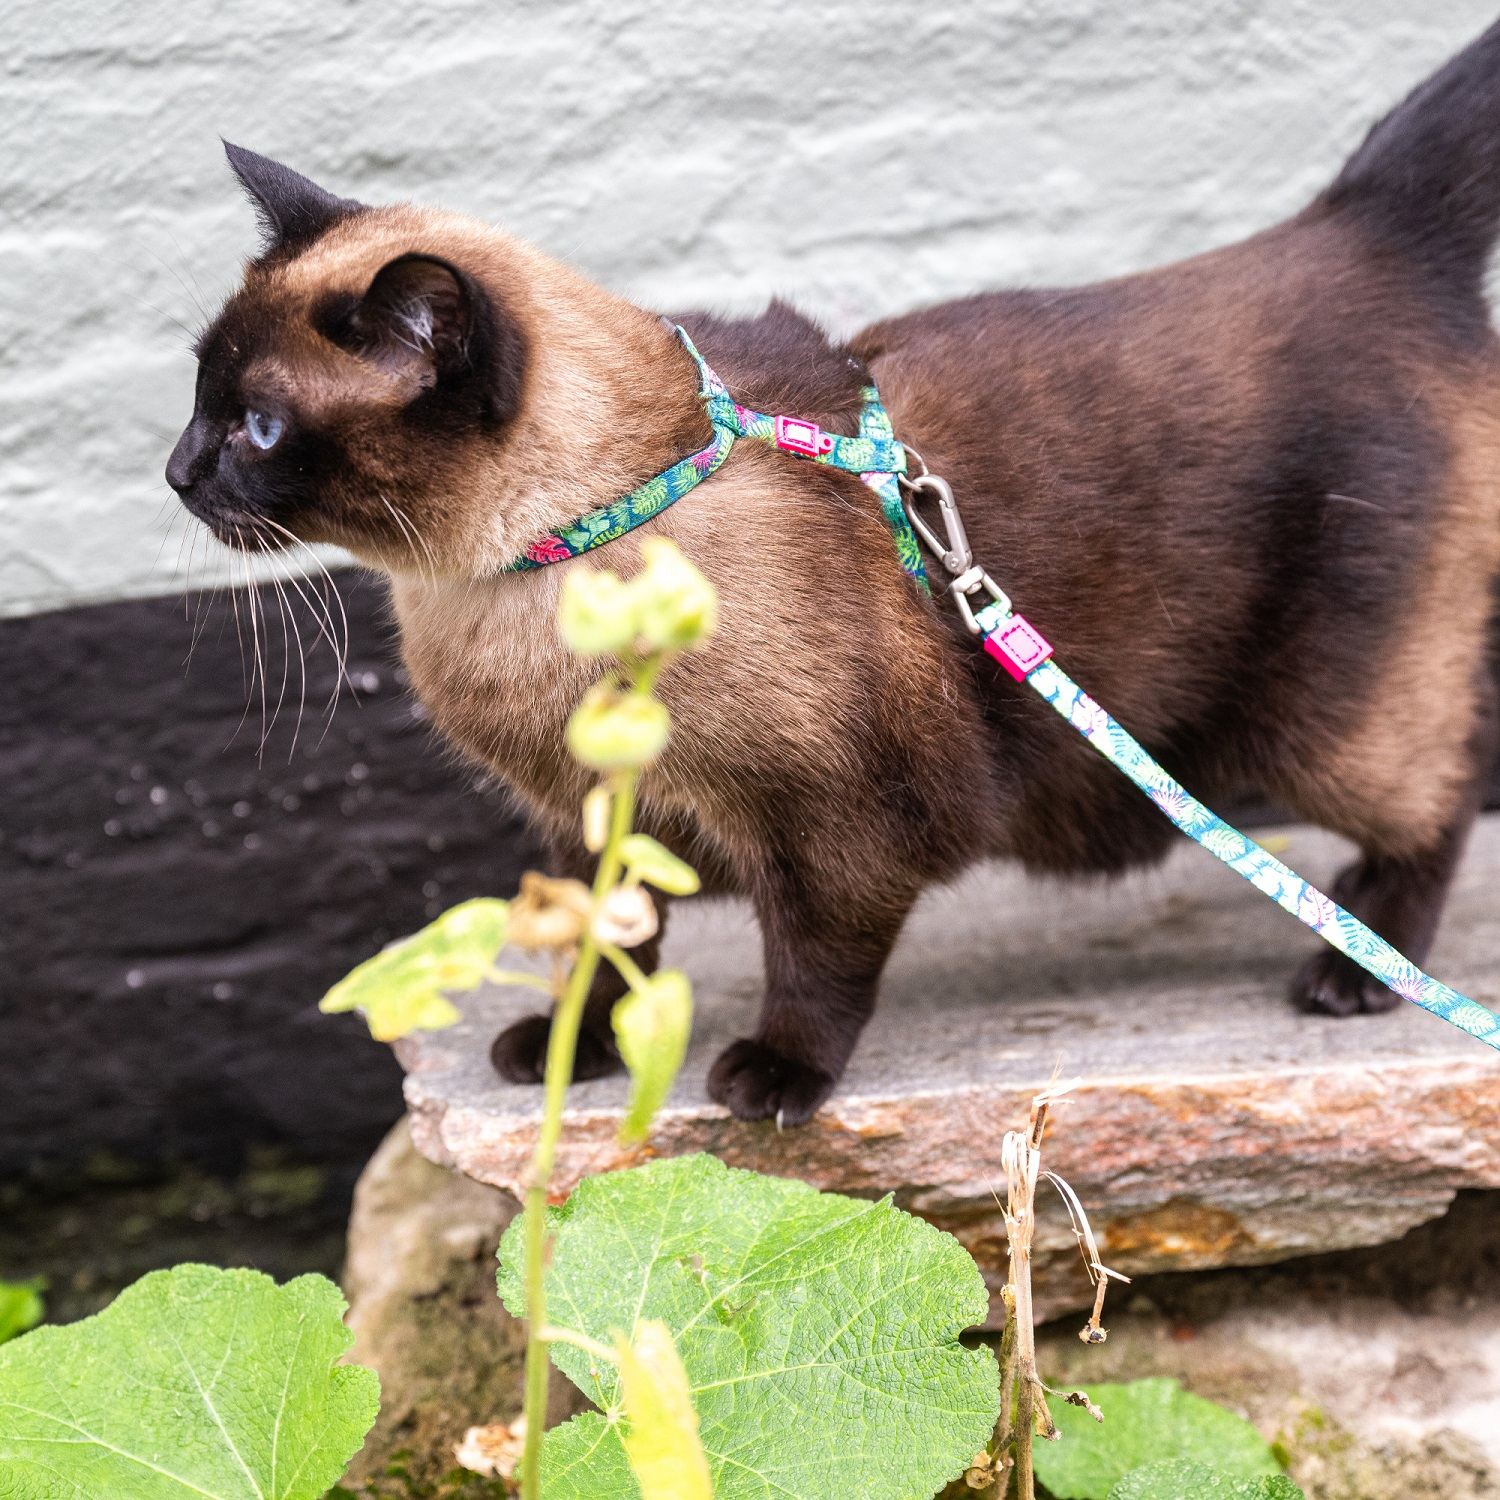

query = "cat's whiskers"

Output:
[[241, 541, 272, 761], [247, 519, 301, 758], [380, 494, 439, 584], [255, 515, 356, 731], [222, 529, 257, 748]]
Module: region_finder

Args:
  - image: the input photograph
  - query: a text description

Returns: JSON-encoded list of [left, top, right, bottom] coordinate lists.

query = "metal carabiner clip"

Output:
[[902, 473, 972, 577], [902, 471, 1011, 632]]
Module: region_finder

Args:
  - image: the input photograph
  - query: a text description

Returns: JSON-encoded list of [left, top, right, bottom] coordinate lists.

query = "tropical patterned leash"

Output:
[[902, 471, 1500, 1052]]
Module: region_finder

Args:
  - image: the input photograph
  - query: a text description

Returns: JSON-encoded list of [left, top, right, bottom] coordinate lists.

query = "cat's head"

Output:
[[166, 145, 695, 576]]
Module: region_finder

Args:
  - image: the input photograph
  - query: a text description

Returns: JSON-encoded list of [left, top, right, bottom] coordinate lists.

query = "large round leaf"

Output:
[[1037, 1379, 1283, 1499], [0, 1264, 377, 1499], [1110, 1460, 1304, 1499], [497, 1154, 996, 1500]]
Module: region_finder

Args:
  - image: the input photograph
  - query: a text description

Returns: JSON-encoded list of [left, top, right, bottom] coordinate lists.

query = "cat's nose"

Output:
[[166, 419, 218, 494]]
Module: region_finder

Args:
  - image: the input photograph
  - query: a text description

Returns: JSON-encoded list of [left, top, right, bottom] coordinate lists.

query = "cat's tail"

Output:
[[1322, 16, 1500, 301]]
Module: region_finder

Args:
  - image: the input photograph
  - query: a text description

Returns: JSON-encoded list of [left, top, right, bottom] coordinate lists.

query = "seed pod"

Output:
[[558, 568, 640, 656], [507, 871, 593, 951], [593, 884, 659, 948], [567, 685, 670, 770], [633, 538, 718, 651]]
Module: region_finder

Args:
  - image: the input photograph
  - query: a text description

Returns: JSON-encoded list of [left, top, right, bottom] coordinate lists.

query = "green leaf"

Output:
[[612, 971, 693, 1143], [0, 1280, 43, 1346], [496, 1154, 996, 1500], [1035, 1380, 1282, 1500], [618, 835, 700, 895], [0, 1264, 378, 1500], [1108, 1460, 1304, 1499], [615, 1321, 713, 1500], [319, 897, 508, 1041]]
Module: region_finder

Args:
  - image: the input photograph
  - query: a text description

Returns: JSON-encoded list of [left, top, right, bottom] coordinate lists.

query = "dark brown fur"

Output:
[[170, 23, 1500, 1122]]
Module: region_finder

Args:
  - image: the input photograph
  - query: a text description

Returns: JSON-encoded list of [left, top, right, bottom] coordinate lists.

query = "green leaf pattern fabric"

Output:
[[976, 598, 1500, 1054], [506, 327, 930, 593]]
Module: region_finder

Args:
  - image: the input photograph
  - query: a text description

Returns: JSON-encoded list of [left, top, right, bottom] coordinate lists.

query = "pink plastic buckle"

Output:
[[774, 414, 834, 457], [983, 614, 1053, 681]]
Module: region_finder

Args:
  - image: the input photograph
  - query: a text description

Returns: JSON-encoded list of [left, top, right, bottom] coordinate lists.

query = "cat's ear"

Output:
[[326, 252, 526, 425], [341, 254, 479, 381], [223, 141, 365, 254]]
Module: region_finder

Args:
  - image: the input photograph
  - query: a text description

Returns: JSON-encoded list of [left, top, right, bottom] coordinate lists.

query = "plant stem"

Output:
[[982, 1303, 1019, 1500], [1015, 1379, 1035, 1500], [599, 941, 650, 992], [519, 767, 638, 1500]]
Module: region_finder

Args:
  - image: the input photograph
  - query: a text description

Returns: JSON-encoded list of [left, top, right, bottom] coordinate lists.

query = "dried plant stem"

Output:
[[1015, 1378, 1036, 1500], [989, 1082, 1114, 1499], [518, 767, 636, 1500], [986, 1297, 1018, 1467]]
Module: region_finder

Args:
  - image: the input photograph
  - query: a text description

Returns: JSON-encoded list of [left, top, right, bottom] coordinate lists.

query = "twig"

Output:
[[985, 1080, 1123, 1496]]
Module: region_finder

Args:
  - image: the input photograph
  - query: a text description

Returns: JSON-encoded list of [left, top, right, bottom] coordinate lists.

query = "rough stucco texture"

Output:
[[1, 0, 1496, 616]]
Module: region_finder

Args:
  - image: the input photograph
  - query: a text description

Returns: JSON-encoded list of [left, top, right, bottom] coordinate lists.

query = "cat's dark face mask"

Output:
[[166, 144, 522, 561], [166, 310, 334, 552]]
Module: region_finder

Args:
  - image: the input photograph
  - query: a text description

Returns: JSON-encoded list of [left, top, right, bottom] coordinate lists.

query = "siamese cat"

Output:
[[169, 20, 1500, 1123]]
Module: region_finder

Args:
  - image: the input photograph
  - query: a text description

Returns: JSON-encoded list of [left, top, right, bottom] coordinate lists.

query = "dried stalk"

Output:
[[970, 1080, 1127, 1497]]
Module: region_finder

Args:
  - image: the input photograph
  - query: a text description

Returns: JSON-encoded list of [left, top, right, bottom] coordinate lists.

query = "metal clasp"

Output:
[[902, 473, 970, 574], [903, 472, 1011, 633]]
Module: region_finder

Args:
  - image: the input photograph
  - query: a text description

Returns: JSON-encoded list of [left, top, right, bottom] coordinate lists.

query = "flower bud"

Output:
[[633, 538, 718, 651], [567, 685, 670, 770], [592, 884, 659, 948], [582, 784, 612, 853], [558, 567, 640, 657]]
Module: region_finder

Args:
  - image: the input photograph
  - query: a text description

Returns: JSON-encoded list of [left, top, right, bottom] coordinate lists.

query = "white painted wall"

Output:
[[1, 0, 1494, 617]]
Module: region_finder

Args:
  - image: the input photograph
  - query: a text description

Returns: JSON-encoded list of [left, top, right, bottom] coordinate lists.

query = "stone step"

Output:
[[396, 815, 1500, 1323]]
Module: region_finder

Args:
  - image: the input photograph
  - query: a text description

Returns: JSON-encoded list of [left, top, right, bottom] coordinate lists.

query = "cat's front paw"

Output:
[[706, 1038, 835, 1125], [1289, 950, 1402, 1017], [490, 1014, 623, 1084]]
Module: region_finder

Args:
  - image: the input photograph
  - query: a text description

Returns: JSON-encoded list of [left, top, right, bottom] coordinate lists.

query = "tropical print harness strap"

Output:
[[506, 319, 1500, 1055], [504, 327, 930, 593]]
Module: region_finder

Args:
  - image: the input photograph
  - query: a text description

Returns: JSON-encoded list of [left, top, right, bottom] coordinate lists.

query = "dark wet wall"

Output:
[[0, 574, 542, 1180]]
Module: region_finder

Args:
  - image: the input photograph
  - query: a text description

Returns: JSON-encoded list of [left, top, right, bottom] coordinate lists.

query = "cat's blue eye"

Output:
[[244, 409, 283, 450]]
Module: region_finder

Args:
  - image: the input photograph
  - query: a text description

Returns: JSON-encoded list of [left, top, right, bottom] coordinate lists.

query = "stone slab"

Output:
[[397, 817, 1500, 1323]]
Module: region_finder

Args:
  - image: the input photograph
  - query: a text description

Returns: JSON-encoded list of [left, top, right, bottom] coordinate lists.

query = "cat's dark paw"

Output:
[[490, 1014, 623, 1084], [706, 1039, 835, 1125], [1289, 950, 1402, 1017]]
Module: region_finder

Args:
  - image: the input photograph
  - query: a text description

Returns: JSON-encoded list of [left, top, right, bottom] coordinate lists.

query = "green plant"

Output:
[[0, 539, 1310, 1500], [0, 1277, 43, 1346], [1105, 1461, 1303, 1499], [1033, 1380, 1285, 1499], [497, 1154, 998, 1499], [0, 1264, 376, 1498]]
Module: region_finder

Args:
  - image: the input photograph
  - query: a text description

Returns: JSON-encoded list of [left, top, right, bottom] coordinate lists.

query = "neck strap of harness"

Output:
[[503, 325, 930, 594]]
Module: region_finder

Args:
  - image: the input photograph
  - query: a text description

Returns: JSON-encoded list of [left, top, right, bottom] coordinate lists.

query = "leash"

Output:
[[506, 322, 1500, 1053], [902, 465, 1500, 1053]]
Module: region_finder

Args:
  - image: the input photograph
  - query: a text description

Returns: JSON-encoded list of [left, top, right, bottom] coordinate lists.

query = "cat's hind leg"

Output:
[[1289, 686, 1498, 1017]]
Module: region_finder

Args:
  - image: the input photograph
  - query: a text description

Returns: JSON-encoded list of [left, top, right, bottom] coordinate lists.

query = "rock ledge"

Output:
[[397, 820, 1500, 1322]]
